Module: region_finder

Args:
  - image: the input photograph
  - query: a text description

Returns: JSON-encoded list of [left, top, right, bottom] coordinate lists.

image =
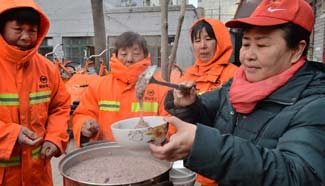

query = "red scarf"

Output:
[[229, 58, 305, 114]]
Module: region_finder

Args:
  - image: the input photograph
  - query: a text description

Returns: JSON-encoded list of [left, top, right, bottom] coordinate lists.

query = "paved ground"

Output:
[[51, 139, 77, 186]]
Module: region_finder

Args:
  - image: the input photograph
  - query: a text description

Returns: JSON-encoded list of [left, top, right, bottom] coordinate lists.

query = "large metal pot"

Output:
[[58, 141, 172, 186]]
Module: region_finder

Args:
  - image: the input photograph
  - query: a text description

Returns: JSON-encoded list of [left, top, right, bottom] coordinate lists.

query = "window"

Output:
[[62, 37, 94, 65], [145, 0, 150, 6], [39, 37, 53, 58]]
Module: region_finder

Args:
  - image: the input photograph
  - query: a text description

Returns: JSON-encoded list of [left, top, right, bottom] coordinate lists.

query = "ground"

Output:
[[51, 139, 77, 186]]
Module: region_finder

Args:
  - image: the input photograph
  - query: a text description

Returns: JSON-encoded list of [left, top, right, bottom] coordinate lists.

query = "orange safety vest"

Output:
[[0, 0, 71, 185], [72, 56, 171, 147], [65, 73, 100, 104]]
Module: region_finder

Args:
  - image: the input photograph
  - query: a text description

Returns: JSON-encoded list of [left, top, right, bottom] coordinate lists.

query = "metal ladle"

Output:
[[140, 65, 193, 94], [134, 65, 193, 129]]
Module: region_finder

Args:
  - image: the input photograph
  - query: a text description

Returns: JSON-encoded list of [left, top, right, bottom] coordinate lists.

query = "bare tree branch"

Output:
[[160, 0, 170, 81]]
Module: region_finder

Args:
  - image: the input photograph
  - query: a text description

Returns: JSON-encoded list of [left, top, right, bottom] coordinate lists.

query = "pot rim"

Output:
[[58, 141, 172, 186]]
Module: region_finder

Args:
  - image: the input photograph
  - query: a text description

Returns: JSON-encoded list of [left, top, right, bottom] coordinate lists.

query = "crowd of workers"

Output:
[[0, 0, 323, 185]]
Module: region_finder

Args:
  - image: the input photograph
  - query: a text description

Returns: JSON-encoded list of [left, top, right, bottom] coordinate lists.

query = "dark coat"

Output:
[[165, 61, 325, 186]]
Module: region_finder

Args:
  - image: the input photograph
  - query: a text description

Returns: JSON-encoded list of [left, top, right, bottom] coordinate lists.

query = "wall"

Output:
[[35, 0, 197, 69], [312, 0, 325, 62], [106, 6, 197, 68], [197, 0, 238, 23]]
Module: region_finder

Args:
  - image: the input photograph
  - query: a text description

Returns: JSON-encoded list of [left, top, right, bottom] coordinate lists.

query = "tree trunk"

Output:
[[160, 0, 170, 81], [168, 0, 186, 77], [91, 0, 107, 73]]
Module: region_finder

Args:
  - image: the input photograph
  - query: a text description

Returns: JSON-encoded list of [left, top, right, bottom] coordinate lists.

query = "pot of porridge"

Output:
[[59, 141, 172, 186]]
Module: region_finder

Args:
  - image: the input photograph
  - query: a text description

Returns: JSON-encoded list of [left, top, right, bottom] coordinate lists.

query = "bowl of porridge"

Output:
[[111, 116, 168, 151]]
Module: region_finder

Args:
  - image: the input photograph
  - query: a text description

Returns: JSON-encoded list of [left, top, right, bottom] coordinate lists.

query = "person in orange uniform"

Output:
[[72, 32, 170, 147], [182, 18, 238, 95], [0, 1, 71, 185], [182, 18, 238, 186]]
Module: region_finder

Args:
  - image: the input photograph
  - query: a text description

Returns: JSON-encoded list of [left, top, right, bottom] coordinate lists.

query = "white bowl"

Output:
[[171, 173, 197, 186], [111, 116, 168, 151], [169, 168, 196, 183]]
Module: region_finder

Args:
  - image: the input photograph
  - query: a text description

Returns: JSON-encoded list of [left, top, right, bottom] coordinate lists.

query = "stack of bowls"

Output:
[[169, 167, 196, 186]]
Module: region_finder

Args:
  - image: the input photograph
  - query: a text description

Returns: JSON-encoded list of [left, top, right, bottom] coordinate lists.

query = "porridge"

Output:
[[65, 155, 168, 184]]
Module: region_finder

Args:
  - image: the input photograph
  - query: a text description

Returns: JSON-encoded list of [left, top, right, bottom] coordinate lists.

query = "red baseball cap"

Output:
[[226, 0, 314, 32]]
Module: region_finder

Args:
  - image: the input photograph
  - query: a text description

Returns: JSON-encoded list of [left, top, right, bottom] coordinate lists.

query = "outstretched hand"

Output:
[[17, 127, 43, 146], [81, 119, 99, 138], [41, 141, 59, 159], [149, 116, 196, 162], [173, 81, 197, 108]]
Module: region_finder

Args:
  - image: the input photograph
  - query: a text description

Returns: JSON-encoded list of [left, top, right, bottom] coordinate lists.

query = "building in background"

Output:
[[36, 0, 199, 69], [104, 0, 190, 7], [310, 0, 325, 62], [106, 5, 198, 67], [197, 0, 239, 23]]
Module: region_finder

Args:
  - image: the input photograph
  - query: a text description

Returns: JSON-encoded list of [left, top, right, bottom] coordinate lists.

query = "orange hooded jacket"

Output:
[[183, 18, 238, 186], [72, 55, 170, 147], [182, 18, 238, 94], [0, 0, 71, 185]]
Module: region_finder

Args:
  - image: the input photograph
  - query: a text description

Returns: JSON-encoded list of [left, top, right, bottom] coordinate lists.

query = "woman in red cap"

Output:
[[149, 0, 325, 185]]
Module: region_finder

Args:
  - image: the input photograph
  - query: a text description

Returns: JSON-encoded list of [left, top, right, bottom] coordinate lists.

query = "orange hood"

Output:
[[110, 54, 151, 85], [0, 0, 50, 64], [188, 18, 233, 74]]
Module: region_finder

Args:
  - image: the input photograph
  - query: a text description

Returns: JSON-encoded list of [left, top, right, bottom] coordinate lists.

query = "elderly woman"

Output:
[[149, 0, 325, 186], [72, 32, 170, 147]]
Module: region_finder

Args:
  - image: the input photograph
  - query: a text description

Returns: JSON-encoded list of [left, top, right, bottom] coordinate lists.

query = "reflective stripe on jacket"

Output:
[[72, 57, 170, 147], [98, 100, 158, 113], [0, 0, 71, 185], [0, 146, 41, 167]]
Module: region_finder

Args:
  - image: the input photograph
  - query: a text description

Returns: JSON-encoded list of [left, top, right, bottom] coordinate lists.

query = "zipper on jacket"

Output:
[[263, 99, 295, 106], [255, 100, 287, 144], [231, 112, 240, 133], [235, 113, 239, 126], [255, 120, 271, 144]]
